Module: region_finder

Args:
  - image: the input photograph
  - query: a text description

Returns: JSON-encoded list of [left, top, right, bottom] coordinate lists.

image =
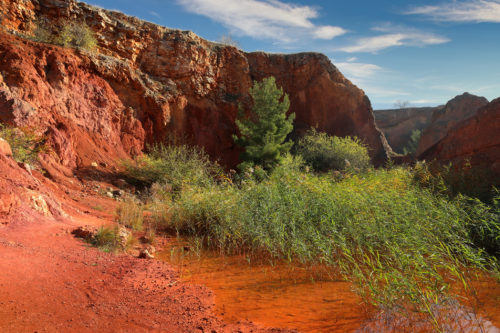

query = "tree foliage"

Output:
[[233, 77, 295, 171], [403, 129, 422, 155]]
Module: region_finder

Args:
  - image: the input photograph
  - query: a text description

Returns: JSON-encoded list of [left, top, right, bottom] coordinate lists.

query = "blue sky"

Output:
[[87, 0, 500, 109]]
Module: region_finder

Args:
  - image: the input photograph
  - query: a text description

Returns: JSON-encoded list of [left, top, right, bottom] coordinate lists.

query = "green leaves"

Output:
[[234, 77, 295, 172]]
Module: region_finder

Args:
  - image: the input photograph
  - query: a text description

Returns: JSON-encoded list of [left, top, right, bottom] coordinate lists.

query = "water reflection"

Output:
[[159, 240, 500, 333]]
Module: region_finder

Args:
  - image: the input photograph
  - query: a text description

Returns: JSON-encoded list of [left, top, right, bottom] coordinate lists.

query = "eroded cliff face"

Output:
[[0, 0, 390, 176], [416, 93, 488, 156], [419, 98, 500, 182]]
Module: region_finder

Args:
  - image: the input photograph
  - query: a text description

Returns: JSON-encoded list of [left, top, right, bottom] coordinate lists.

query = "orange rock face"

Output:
[[419, 98, 500, 182], [0, 0, 390, 173]]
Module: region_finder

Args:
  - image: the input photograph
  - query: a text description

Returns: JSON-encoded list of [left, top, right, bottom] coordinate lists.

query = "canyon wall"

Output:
[[416, 92, 488, 156], [419, 98, 500, 182], [0, 0, 390, 176]]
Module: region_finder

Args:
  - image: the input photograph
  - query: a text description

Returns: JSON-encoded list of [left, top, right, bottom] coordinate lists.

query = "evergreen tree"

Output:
[[233, 77, 295, 171], [403, 129, 422, 155]]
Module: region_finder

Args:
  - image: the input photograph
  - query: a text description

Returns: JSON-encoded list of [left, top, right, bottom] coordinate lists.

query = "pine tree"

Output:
[[233, 77, 295, 171]]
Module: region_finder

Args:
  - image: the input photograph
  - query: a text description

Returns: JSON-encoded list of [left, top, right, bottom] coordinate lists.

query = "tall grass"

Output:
[[124, 144, 499, 330], [115, 196, 144, 231], [166, 156, 499, 324]]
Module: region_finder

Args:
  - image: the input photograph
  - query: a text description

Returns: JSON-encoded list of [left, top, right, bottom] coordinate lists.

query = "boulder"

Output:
[[0, 138, 12, 157]]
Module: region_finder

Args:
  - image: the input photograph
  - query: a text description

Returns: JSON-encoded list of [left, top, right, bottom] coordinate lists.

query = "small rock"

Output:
[[139, 248, 155, 259], [18, 162, 33, 175], [118, 227, 131, 248], [106, 191, 114, 198], [139, 235, 152, 244], [71, 225, 97, 240], [112, 189, 124, 197], [145, 245, 156, 254], [91, 162, 98, 168]]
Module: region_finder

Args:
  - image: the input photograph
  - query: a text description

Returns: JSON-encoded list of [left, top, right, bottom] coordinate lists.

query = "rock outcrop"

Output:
[[0, 0, 390, 174], [418, 98, 500, 182], [374, 107, 437, 153], [416, 93, 488, 156]]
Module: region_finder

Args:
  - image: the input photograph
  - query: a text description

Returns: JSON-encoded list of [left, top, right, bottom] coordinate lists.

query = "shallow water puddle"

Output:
[[158, 241, 500, 332]]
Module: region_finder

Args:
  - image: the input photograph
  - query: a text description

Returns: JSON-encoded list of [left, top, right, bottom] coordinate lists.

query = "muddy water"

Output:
[[158, 241, 500, 333]]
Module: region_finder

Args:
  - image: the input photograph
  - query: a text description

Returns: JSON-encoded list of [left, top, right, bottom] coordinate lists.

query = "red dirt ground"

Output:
[[0, 154, 290, 333]]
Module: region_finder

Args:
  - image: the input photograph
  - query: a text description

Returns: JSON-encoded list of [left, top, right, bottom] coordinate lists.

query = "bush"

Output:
[[295, 128, 371, 172], [55, 22, 97, 51], [91, 226, 120, 252], [0, 124, 45, 165], [123, 144, 223, 195]]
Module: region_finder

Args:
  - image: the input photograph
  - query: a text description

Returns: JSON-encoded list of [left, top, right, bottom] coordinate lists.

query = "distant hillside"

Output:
[[374, 107, 438, 153]]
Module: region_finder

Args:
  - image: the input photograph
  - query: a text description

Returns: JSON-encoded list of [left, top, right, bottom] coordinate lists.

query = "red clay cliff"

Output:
[[0, 0, 390, 174]]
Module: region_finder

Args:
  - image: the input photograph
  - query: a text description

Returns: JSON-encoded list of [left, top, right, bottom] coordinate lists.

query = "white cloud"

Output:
[[313, 26, 346, 39], [406, 0, 500, 23], [177, 0, 346, 42], [335, 62, 383, 80], [339, 25, 449, 53]]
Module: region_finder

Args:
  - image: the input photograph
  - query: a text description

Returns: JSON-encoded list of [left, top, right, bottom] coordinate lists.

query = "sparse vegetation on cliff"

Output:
[[55, 21, 97, 51], [0, 124, 45, 165]]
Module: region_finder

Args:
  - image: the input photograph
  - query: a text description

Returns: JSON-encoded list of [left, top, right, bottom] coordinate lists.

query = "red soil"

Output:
[[0, 154, 288, 333]]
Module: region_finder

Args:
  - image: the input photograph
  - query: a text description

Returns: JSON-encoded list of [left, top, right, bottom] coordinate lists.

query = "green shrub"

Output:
[[55, 22, 97, 51], [169, 165, 498, 323], [295, 128, 371, 172], [460, 194, 500, 256], [91, 226, 120, 252], [0, 124, 45, 165], [123, 144, 223, 195]]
